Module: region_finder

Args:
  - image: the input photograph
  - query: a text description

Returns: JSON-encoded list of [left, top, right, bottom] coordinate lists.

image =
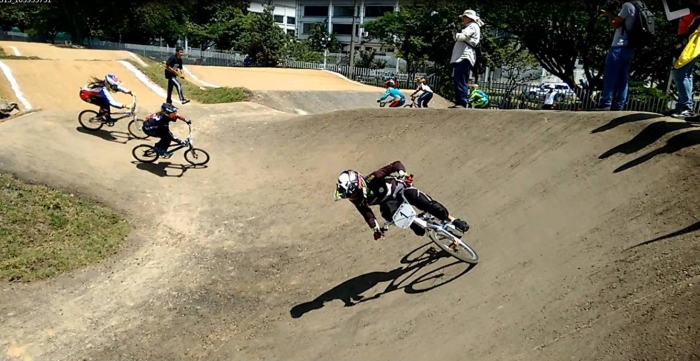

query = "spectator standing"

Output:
[[593, 1, 639, 111], [669, 0, 700, 118], [449, 9, 483, 109], [542, 84, 558, 110], [164, 47, 190, 105]]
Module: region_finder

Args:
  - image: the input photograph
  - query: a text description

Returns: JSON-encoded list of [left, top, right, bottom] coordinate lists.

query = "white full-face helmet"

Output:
[[334, 170, 367, 201]]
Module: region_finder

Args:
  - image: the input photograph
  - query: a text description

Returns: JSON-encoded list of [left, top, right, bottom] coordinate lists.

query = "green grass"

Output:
[[0, 46, 40, 60], [126, 59, 253, 104], [0, 172, 130, 282]]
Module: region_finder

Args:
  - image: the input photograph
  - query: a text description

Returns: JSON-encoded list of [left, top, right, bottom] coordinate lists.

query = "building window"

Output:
[[302, 23, 316, 34], [274, 15, 284, 23], [287, 16, 295, 24], [332, 23, 353, 35], [333, 6, 355, 17], [287, 29, 296, 36], [364, 6, 393, 17], [304, 5, 327, 17]]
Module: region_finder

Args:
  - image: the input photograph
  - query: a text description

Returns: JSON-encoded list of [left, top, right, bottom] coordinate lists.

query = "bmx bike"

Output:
[[379, 99, 407, 108], [78, 94, 149, 139], [131, 122, 210, 166], [403, 96, 417, 108], [380, 179, 479, 264]]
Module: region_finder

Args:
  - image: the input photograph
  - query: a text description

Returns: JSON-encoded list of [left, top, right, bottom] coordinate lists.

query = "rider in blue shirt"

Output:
[[377, 80, 405, 107]]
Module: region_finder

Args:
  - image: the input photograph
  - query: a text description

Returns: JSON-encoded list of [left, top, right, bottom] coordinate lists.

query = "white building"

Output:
[[248, 0, 298, 36], [249, 0, 401, 53]]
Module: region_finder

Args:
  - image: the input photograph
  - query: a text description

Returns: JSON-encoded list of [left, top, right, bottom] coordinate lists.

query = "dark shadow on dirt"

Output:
[[599, 121, 695, 159], [76, 126, 136, 144], [289, 242, 475, 319], [614, 129, 700, 173], [591, 113, 662, 134], [626, 221, 700, 250], [132, 161, 206, 177]]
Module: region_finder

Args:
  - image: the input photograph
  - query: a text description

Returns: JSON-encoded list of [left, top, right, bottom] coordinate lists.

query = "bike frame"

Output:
[[97, 95, 137, 122], [151, 122, 194, 155]]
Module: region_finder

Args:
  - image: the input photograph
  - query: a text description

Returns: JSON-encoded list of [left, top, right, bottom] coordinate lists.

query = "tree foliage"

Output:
[[236, 4, 287, 66]]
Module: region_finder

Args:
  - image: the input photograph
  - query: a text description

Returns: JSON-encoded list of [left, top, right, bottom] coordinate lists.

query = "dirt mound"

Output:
[[186, 65, 381, 91], [252, 90, 452, 114], [0, 41, 137, 61], [0, 59, 169, 111], [0, 107, 698, 361]]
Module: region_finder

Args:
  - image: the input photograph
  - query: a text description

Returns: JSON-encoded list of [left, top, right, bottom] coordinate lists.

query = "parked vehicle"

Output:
[[527, 82, 575, 101]]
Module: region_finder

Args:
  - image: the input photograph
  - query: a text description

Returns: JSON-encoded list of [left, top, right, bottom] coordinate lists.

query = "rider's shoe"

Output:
[[181, 99, 191, 105], [452, 219, 470, 233], [154, 147, 173, 157]]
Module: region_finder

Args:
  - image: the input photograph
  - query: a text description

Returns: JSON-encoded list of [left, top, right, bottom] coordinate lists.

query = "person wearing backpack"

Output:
[[594, 0, 654, 111], [449, 9, 483, 109]]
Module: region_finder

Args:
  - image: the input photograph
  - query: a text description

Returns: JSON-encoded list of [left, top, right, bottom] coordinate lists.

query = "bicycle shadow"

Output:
[[131, 161, 205, 177], [590, 113, 662, 134], [289, 242, 476, 319], [76, 126, 139, 144]]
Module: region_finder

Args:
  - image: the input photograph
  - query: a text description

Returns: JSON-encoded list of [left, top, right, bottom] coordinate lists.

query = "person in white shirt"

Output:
[[410, 77, 434, 108], [542, 84, 558, 110], [449, 9, 483, 109]]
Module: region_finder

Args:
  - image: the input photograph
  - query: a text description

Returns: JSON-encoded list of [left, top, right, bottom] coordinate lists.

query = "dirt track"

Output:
[[0, 59, 169, 111], [0, 101, 698, 360], [0, 41, 138, 61]]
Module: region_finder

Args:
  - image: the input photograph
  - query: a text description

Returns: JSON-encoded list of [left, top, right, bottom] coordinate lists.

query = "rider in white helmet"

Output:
[[79, 74, 134, 124], [335, 160, 470, 240]]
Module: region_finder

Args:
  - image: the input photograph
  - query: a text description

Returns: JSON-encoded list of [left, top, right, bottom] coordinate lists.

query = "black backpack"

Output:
[[626, 0, 655, 49]]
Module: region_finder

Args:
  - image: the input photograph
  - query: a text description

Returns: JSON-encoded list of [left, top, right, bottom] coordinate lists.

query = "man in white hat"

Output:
[[449, 9, 483, 109]]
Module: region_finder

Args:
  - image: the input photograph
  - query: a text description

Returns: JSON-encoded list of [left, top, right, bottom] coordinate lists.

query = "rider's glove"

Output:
[[123, 104, 132, 110], [184, 119, 192, 125], [130, 91, 136, 96], [376, 99, 380, 102]]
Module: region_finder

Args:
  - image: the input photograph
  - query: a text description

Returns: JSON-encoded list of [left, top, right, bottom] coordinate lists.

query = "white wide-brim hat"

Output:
[[460, 10, 484, 26]]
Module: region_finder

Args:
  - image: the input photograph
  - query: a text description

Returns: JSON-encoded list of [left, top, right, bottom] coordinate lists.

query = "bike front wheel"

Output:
[[132, 144, 159, 163], [128, 119, 149, 139], [78, 110, 104, 130], [427, 225, 479, 264], [184, 147, 210, 166]]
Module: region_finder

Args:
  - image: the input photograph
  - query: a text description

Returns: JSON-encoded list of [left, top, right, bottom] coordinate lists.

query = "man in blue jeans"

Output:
[[594, 1, 637, 111], [449, 9, 483, 108]]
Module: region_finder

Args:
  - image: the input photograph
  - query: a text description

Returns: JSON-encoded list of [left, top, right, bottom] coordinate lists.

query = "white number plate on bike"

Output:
[[393, 203, 417, 229]]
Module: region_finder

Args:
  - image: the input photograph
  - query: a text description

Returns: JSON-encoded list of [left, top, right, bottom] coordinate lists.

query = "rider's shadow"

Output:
[[76, 126, 135, 144], [289, 243, 475, 319], [132, 161, 193, 177]]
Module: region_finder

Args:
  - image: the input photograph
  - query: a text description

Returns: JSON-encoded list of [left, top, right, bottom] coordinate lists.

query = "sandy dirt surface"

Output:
[[0, 65, 20, 111], [0, 41, 136, 61], [0, 59, 170, 111], [0, 103, 698, 361], [186, 65, 384, 91]]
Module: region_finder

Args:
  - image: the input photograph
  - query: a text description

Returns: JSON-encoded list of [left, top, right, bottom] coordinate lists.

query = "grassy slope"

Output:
[[127, 58, 253, 104], [0, 172, 129, 282]]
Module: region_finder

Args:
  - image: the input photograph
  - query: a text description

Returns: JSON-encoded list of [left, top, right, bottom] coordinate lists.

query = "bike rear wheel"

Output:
[[78, 110, 104, 130], [128, 119, 149, 139], [184, 147, 210, 166], [427, 225, 479, 264], [132, 144, 159, 163]]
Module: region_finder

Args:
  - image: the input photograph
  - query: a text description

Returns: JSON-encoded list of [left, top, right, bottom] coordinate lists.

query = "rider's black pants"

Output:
[[152, 127, 174, 150], [379, 187, 450, 235]]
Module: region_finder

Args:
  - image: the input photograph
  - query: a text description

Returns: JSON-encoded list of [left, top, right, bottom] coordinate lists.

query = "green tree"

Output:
[[237, 3, 287, 66], [285, 37, 323, 62], [353, 48, 387, 69], [308, 22, 342, 53]]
